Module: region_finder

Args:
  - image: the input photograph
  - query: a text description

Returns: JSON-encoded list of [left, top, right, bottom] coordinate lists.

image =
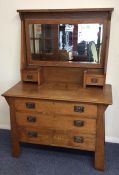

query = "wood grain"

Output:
[[95, 105, 107, 170], [16, 112, 96, 134], [18, 126, 96, 151], [9, 98, 20, 157], [2, 8, 113, 171], [14, 99, 97, 117], [2, 81, 112, 105], [22, 69, 38, 82], [17, 8, 114, 13]]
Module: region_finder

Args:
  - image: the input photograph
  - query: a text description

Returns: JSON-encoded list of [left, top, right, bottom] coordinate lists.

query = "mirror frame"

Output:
[[24, 14, 108, 68]]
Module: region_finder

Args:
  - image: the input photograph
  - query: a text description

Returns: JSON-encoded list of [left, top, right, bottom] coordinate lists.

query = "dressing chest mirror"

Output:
[[2, 8, 113, 171]]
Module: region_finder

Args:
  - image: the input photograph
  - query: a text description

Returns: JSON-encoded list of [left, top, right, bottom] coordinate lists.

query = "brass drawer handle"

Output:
[[91, 78, 98, 83], [74, 120, 84, 127], [27, 116, 36, 122], [26, 102, 35, 109], [27, 74, 33, 80], [74, 106, 84, 113], [74, 136, 84, 143], [27, 131, 38, 138]]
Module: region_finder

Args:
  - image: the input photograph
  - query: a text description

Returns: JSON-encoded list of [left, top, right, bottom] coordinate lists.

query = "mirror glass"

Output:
[[28, 24, 103, 63]]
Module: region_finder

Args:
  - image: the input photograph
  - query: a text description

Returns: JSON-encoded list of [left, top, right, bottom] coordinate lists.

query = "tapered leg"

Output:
[[9, 98, 20, 157], [95, 105, 107, 171]]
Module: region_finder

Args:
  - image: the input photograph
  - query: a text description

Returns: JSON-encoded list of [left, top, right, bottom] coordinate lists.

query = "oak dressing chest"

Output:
[[2, 8, 113, 171]]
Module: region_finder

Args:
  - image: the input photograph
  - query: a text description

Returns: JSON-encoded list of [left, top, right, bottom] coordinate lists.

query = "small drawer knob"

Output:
[[27, 116, 36, 122], [74, 106, 84, 113], [26, 102, 35, 109], [27, 74, 33, 80], [74, 136, 84, 143], [74, 120, 84, 127], [91, 78, 98, 83], [27, 131, 38, 138]]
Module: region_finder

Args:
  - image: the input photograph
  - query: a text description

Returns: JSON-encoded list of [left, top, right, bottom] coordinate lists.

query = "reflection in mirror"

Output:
[[29, 24, 103, 63]]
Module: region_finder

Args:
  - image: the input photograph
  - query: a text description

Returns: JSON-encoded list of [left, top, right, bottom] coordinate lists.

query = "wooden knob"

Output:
[[27, 74, 33, 80], [91, 78, 98, 83]]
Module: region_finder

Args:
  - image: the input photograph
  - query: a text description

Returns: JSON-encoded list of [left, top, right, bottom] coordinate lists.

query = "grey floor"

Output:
[[0, 129, 119, 175]]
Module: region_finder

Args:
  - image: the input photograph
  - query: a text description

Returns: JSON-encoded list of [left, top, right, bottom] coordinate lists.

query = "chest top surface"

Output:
[[2, 81, 112, 105]]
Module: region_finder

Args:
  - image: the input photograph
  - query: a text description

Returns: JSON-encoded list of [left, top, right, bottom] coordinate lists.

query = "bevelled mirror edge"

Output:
[[25, 21, 106, 68]]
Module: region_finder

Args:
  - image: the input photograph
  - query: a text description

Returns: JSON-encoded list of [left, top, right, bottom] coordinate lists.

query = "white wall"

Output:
[[0, 0, 119, 142]]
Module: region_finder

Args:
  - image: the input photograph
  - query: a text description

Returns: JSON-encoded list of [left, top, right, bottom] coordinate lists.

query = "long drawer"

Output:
[[15, 99, 97, 118], [18, 127, 95, 151], [16, 112, 96, 134]]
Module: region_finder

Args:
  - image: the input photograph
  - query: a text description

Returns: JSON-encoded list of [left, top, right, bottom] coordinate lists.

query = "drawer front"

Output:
[[15, 99, 97, 118], [16, 112, 96, 134], [52, 130, 95, 151], [16, 112, 54, 129], [22, 70, 38, 82], [15, 99, 52, 112], [18, 127, 52, 145], [18, 127, 95, 151], [86, 76, 104, 86], [53, 115, 96, 134], [53, 102, 97, 118]]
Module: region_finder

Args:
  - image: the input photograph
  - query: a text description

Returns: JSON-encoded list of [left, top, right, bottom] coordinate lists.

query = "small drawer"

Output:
[[83, 71, 105, 87], [22, 70, 38, 82], [52, 130, 95, 151], [86, 76, 104, 86], [18, 126, 52, 145]]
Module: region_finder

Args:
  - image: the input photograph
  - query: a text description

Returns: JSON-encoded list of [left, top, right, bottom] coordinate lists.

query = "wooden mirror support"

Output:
[[18, 8, 113, 87], [2, 8, 113, 171]]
